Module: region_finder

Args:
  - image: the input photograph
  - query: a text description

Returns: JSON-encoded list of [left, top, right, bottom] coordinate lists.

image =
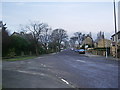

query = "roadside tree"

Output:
[[2, 23, 11, 57], [22, 21, 50, 55], [51, 28, 68, 52]]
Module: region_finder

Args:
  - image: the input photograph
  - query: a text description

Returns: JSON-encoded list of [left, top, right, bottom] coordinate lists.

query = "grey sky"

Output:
[[1, 1, 119, 40]]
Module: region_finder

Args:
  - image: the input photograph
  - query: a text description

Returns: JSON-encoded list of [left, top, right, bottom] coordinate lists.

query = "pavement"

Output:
[[85, 52, 120, 61], [2, 49, 119, 88]]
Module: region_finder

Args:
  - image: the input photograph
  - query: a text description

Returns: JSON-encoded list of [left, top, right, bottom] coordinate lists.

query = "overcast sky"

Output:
[[1, 1, 119, 40]]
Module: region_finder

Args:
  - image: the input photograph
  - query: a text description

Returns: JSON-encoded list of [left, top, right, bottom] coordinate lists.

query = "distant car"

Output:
[[74, 49, 79, 52], [78, 49, 85, 54]]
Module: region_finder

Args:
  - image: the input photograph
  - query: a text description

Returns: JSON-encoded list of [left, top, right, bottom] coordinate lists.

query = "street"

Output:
[[2, 49, 119, 88]]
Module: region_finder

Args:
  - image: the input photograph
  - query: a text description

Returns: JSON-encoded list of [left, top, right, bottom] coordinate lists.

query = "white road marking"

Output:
[[61, 78, 69, 85], [41, 64, 44, 65], [76, 60, 85, 63], [107, 64, 118, 67], [37, 57, 44, 59], [16, 70, 45, 76], [43, 65, 46, 67], [41, 64, 46, 67], [27, 62, 31, 63], [17, 70, 33, 74]]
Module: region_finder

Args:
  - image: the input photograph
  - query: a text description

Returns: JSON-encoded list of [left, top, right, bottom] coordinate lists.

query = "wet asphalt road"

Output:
[[2, 49, 119, 88]]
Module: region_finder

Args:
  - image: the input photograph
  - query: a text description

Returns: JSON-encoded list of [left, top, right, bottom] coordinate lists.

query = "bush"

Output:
[[7, 48, 16, 57], [9, 35, 30, 56]]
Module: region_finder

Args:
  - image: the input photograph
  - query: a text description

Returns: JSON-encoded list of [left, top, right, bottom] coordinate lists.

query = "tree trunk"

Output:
[[58, 44, 61, 52], [35, 44, 38, 56], [29, 51, 32, 56], [21, 51, 24, 56], [44, 43, 48, 53]]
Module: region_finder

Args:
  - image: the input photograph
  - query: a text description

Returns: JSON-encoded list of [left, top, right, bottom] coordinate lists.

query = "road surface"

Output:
[[2, 49, 119, 88]]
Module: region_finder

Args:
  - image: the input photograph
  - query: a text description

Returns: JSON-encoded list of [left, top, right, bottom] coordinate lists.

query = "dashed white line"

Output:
[[61, 78, 69, 85], [27, 62, 31, 63], [16, 70, 45, 76], [76, 60, 85, 63], [107, 64, 118, 67], [37, 57, 44, 59]]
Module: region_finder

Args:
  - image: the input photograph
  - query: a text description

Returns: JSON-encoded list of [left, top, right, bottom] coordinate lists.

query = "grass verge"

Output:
[[3, 56, 37, 61]]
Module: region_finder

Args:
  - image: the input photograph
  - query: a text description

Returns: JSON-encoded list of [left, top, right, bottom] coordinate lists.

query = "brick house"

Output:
[[93, 39, 112, 56], [111, 31, 120, 58], [97, 39, 112, 48], [81, 36, 94, 48]]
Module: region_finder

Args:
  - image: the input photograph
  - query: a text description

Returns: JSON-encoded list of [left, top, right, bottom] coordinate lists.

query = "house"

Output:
[[81, 35, 94, 48], [11, 31, 33, 39], [92, 38, 112, 56], [111, 31, 120, 44], [111, 31, 120, 58], [11, 32, 20, 36], [97, 39, 112, 48]]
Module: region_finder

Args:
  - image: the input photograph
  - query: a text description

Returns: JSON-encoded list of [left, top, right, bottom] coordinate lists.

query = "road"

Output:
[[2, 49, 119, 88]]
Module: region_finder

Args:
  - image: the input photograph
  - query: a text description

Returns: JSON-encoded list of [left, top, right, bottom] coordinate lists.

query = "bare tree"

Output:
[[51, 28, 68, 52], [70, 32, 86, 48], [70, 36, 78, 48], [96, 31, 104, 42], [22, 21, 49, 55], [40, 27, 52, 53], [74, 32, 82, 46]]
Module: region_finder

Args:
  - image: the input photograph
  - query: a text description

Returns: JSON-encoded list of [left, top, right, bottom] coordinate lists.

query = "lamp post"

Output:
[[113, 0, 118, 59]]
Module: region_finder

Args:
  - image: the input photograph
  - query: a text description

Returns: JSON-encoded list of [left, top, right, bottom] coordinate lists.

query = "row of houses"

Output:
[[78, 31, 120, 58]]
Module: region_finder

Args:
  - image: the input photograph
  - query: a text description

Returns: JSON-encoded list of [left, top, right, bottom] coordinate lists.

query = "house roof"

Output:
[[11, 32, 20, 36], [84, 36, 93, 41], [111, 31, 120, 37]]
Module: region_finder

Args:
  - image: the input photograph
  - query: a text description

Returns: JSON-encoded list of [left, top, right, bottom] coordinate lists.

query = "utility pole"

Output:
[[113, 0, 118, 59], [105, 40, 108, 58]]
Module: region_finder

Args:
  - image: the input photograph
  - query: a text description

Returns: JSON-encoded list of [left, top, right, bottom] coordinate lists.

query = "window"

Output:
[[112, 36, 115, 41], [118, 33, 120, 39]]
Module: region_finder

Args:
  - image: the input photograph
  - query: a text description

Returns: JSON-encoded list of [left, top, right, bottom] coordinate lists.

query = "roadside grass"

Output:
[[3, 56, 37, 61]]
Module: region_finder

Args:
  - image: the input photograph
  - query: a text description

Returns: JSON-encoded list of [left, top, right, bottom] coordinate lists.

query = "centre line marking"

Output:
[[61, 78, 69, 85], [76, 60, 85, 63], [16, 70, 45, 76], [37, 57, 44, 59]]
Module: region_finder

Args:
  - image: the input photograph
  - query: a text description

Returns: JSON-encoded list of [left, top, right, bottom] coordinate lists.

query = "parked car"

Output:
[[78, 49, 85, 54]]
